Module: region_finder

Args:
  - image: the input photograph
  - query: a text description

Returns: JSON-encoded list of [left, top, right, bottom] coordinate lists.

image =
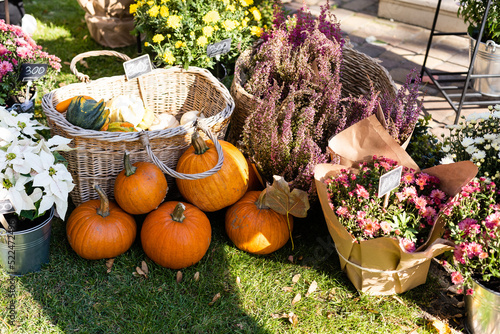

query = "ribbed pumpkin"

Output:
[[225, 190, 293, 255], [176, 131, 249, 212], [66, 185, 137, 260], [65, 96, 109, 130], [141, 201, 212, 269], [114, 152, 168, 215]]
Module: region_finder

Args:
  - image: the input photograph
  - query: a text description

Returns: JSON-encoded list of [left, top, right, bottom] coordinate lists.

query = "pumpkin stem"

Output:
[[255, 189, 270, 209], [123, 151, 137, 177], [191, 131, 209, 155], [171, 203, 186, 222], [95, 184, 110, 218]]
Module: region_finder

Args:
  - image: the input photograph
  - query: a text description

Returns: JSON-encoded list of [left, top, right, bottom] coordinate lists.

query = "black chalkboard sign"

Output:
[[123, 54, 153, 80], [19, 63, 48, 82], [207, 38, 231, 58]]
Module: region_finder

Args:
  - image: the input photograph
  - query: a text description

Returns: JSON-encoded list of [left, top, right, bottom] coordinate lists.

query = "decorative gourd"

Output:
[[105, 95, 146, 127], [141, 201, 212, 269], [148, 113, 179, 131], [137, 106, 155, 130], [175, 131, 249, 212], [55, 95, 94, 113], [102, 121, 137, 132], [65, 96, 109, 130], [114, 151, 168, 215], [180, 110, 205, 125], [225, 190, 293, 255], [66, 185, 137, 260]]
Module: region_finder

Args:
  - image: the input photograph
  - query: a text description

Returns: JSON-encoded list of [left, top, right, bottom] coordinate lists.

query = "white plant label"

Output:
[[378, 165, 403, 198]]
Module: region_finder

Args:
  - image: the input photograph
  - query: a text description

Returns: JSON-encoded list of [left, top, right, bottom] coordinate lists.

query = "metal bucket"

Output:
[[0, 207, 54, 276], [469, 36, 500, 97], [465, 279, 500, 334]]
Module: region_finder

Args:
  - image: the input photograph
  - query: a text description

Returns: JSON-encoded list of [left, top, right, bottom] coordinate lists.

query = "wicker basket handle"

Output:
[[70, 50, 132, 83], [140, 122, 224, 180]]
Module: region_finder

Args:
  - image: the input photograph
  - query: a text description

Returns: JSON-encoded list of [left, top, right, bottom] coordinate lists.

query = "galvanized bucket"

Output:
[[0, 207, 54, 276], [469, 36, 500, 97], [465, 279, 500, 334]]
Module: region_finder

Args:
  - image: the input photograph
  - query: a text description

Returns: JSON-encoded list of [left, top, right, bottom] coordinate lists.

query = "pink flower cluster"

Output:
[[442, 177, 500, 294], [325, 155, 448, 252], [0, 19, 61, 104]]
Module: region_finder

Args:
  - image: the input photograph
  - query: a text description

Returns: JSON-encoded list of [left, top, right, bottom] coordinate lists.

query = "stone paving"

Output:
[[284, 0, 497, 137]]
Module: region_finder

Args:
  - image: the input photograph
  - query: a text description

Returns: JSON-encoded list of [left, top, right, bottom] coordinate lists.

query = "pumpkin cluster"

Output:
[[66, 129, 296, 271]]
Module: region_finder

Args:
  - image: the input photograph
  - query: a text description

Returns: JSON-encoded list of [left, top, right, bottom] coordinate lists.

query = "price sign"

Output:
[[0, 199, 15, 215], [378, 166, 403, 198], [123, 54, 153, 80], [207, 38, 231, 58], [19, 63, 48, 82]]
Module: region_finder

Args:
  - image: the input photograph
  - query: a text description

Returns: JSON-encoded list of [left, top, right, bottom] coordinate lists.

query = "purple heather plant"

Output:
[[380, 69, 423, 145]]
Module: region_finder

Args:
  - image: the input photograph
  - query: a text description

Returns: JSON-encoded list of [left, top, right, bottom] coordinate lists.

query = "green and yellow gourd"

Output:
[[65, 96, 110, 130]]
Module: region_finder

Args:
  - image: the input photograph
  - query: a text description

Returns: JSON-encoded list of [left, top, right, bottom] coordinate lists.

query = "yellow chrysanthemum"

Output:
[[241, 17, 250, 27], [167, 34, 171, 38], [148, 5, 159, 17], [240, 0, 253, 7], [190, 31, 195, 37], [203, 26, 214, 37], [175, 41, 183, 48], [182, 42, 187, 47], [163, 50, 176, 65], [196, 36, 208, 47], [250, 26, 263, 37], [167, 15, 182, 29], [152, 34, 165, 43], [249, 7, 261, 21], [160, 6, 169, 17], [226, 5, 235, 12], [144, 42, 149, 47], [129, 4, 138, 14], [223, 20, 237, 31], [161, 0, 170, 3], [147, 1, 154, 5], [203, 10, 220, 24]]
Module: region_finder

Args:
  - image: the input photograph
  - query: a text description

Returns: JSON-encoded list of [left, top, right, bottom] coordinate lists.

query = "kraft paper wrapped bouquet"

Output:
[[314, 115, 478, 295]]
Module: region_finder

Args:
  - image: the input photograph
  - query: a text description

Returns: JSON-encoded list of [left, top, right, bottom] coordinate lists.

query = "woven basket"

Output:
[[42, 50, 234, 206], [226, 45, 398, 145]]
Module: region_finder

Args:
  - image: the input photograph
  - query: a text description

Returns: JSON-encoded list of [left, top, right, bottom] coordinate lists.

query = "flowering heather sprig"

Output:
[[262, 0, 343, 47], [340, 82, 380, 131], [324, 155, 447, 252], [441, 177, 500, 294], [380, 68, 422, 145]]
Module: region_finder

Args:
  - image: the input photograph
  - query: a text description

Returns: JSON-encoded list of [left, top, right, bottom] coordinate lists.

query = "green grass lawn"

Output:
[[0, 1, 461, 333]]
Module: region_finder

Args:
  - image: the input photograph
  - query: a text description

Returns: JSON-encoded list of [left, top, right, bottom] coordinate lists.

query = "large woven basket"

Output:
[[226, 45, 398, 145], [42, 50, 233, 206]]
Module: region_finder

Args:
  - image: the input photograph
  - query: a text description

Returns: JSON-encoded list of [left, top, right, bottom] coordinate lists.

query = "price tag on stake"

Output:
[[207, 38, 231, 58], [378, 165, 403, 198], [19, 63, 48, 82], [123, 54, 153, 80]]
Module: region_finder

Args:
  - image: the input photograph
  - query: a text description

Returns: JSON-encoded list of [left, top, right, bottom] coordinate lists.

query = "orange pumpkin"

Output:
[[141, 201, 212, 269], [225, 190, 293, 255], [66, 185, 137, 260], [114, 152, 168, 215], [175, 131, 249, 212]]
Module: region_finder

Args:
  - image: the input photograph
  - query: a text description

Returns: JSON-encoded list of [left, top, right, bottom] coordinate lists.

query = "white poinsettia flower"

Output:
[[493, 111, 500, 118], [484, 133, 497, 141], [466, 112, 490, 122], [494, 105, 500, 111], [472, 150, 486, 160], [461, 136, 475, 147], [442, 145, 451, 153], [440, 154, 455, 165], [46, 135, 73, 151], [474, 137, 485, 144]]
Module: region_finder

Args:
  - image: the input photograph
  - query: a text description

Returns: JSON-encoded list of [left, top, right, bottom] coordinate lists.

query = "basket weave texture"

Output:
[[226, 45, 398, 145], [42, 51, 234, 206]]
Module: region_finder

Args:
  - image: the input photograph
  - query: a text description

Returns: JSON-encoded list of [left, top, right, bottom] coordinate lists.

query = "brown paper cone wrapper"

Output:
[[315, 114, 478, 295]]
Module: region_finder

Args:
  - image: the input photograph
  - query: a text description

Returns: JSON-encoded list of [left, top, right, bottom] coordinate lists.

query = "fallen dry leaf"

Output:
[[431, 319, 452, 334], [282, 287, 293, 292], [292, 274, 301, 284], [134, 265, 147, 278], [236, 276, 241, 285], [208, 292, 221, 306], [288, 255, 294, 263], [288, 312, 298, 326], [141, 261, 148, 276], [292, 293, 301, 305], [305, 280, 317, 297], [105, 258, 115, 273], [176, 271, 183, 283], [270, 313, 288, 319], [193, 272, 200, 282], [392, 295, 405, 305]]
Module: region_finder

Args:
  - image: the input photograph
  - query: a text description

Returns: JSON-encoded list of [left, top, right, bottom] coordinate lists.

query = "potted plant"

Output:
[[439, 104, 500, 333], [0, 107, 74, 275], [457, 0, 500, 96], [0, 19, 61, 112]]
